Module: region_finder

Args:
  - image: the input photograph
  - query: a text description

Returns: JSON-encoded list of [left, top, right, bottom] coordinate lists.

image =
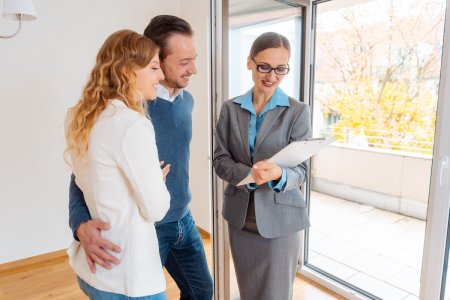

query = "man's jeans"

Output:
[[156, 211, 214, 300]]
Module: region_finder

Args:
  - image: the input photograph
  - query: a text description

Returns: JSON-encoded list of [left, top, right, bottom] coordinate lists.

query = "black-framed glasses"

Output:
[[251, 58, 290, 75]]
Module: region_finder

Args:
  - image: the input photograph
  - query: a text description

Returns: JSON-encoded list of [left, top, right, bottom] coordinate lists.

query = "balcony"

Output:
[[307, 145, 430, 299]]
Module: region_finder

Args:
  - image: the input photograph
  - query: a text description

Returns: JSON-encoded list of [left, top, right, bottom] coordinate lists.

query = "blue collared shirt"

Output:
[[233, 87, 288, 192]]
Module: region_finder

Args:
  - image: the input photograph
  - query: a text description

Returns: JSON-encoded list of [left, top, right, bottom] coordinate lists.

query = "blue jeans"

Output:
[[156, 211, 213, 300], [77, 277, 167, 300]]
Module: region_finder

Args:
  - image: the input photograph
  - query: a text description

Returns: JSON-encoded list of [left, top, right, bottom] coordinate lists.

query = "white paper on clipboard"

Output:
[[237, 138, 335, 186]]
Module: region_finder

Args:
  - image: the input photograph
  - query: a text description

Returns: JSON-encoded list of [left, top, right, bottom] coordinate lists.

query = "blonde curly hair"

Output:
[[65, 29, 159, 164]]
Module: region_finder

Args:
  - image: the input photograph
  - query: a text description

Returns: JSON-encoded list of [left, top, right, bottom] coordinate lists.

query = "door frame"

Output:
[[419, 0, 450, 298], [211, 0, 230, 299]]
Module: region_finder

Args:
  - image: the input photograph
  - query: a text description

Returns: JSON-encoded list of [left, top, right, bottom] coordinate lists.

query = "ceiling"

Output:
[[229, 0, 300, 17]]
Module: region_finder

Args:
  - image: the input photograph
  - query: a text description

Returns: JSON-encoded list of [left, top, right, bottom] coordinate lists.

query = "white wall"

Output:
[[181, 0, 212, 233], [0, 0, 185, 264]]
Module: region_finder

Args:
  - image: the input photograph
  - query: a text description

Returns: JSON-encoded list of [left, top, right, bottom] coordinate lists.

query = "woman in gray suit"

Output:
[[213, 32, 311, 300]]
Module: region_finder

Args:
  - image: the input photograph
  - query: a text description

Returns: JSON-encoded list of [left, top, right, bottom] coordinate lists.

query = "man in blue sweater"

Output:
[[69, 15, 213, 299]]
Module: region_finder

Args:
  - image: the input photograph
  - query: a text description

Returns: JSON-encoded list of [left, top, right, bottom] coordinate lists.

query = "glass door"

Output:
[[302, 0, 449, 299], [214, 0, 450, 299], [420, 1, 450, 297], [212, 0, 310, 299]]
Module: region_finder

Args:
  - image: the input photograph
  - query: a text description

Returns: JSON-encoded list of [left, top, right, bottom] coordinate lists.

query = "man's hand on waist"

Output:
[[76, 219, 121, 273]]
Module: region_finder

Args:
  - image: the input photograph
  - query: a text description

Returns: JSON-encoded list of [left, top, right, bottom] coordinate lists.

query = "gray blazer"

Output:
[[213, 95, 311, 239]]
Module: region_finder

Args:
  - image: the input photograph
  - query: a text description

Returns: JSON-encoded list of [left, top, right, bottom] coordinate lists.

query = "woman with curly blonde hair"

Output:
[[65, 29, 170, 300]]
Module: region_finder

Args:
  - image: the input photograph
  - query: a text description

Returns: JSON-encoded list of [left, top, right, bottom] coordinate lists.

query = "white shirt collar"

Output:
[[110, 99, 126, 107], [156, 84, 183, 102]]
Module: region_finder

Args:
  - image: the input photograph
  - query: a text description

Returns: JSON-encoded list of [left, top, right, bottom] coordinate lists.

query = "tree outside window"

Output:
[[314, 0, 446, 155]]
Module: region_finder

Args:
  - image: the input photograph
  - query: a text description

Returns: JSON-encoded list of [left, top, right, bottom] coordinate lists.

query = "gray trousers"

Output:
[[228, 193, 301, 300]]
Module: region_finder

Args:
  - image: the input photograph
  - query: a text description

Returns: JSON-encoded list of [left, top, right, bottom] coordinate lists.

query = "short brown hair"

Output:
[[144, 15, 193, 61]]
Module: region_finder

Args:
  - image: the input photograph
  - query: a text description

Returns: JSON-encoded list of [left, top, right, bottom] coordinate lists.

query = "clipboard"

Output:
[[237, 138, 335, 186]]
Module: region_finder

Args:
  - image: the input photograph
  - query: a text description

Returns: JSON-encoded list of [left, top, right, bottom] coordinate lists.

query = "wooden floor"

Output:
[[0, 233, 344, 300]]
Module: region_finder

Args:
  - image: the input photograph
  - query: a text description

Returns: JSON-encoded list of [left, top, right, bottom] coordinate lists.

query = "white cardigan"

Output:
[[67, 99, 170, 297]]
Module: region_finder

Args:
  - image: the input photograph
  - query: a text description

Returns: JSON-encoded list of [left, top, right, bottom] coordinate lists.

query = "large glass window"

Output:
[[306, 0, 446, 299]]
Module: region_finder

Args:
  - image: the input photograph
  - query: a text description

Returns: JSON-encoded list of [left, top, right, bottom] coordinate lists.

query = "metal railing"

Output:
[[319, 125, 434, 155]]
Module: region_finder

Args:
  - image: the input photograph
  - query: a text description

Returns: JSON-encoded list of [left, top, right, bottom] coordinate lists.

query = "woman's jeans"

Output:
[[77, 277, 167, 300]]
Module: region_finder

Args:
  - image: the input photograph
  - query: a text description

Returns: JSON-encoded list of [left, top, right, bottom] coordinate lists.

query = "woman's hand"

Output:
[[160, 161, 170, 182], [251, 160, 282, 185]]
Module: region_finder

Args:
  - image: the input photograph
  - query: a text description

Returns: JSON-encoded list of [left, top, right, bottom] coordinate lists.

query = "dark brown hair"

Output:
[[249, 32, 290, 59], [144, 15, 193, 61]]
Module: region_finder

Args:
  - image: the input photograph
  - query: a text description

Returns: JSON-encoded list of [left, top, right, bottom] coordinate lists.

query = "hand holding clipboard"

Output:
[[237, 138, 335, 186]]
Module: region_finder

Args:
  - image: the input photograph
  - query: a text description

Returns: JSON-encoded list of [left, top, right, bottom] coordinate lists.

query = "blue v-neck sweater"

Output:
[[147, 91, 194, 224]]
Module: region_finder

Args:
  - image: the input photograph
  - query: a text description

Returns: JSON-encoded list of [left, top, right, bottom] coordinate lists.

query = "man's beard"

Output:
[[166, 76, 188, 89]]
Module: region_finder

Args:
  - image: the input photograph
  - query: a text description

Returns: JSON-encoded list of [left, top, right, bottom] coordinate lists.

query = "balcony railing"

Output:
[[319, 126, 434, 156]]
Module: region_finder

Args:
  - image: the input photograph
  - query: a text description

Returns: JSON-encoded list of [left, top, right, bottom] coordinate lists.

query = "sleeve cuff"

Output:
[[246, 182, 257, 190], [245, 170, 257, 190], [269, 168, 287, 192]]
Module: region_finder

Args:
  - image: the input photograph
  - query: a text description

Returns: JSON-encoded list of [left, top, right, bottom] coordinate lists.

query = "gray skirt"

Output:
[[228, 194, 301, 300]]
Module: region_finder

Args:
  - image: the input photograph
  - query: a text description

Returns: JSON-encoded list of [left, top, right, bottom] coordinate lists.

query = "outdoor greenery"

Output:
[[315, 0, 446, 155]]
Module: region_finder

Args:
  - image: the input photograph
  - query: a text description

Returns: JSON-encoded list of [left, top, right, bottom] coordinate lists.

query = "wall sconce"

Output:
[[1, 0, 37, 39]]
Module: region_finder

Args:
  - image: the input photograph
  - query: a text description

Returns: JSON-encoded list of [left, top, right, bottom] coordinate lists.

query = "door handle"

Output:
[[439, 156, 449, 186]]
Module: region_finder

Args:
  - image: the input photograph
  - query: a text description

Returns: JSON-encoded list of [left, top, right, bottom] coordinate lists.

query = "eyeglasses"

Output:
[[251, 58, 290, 75]]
